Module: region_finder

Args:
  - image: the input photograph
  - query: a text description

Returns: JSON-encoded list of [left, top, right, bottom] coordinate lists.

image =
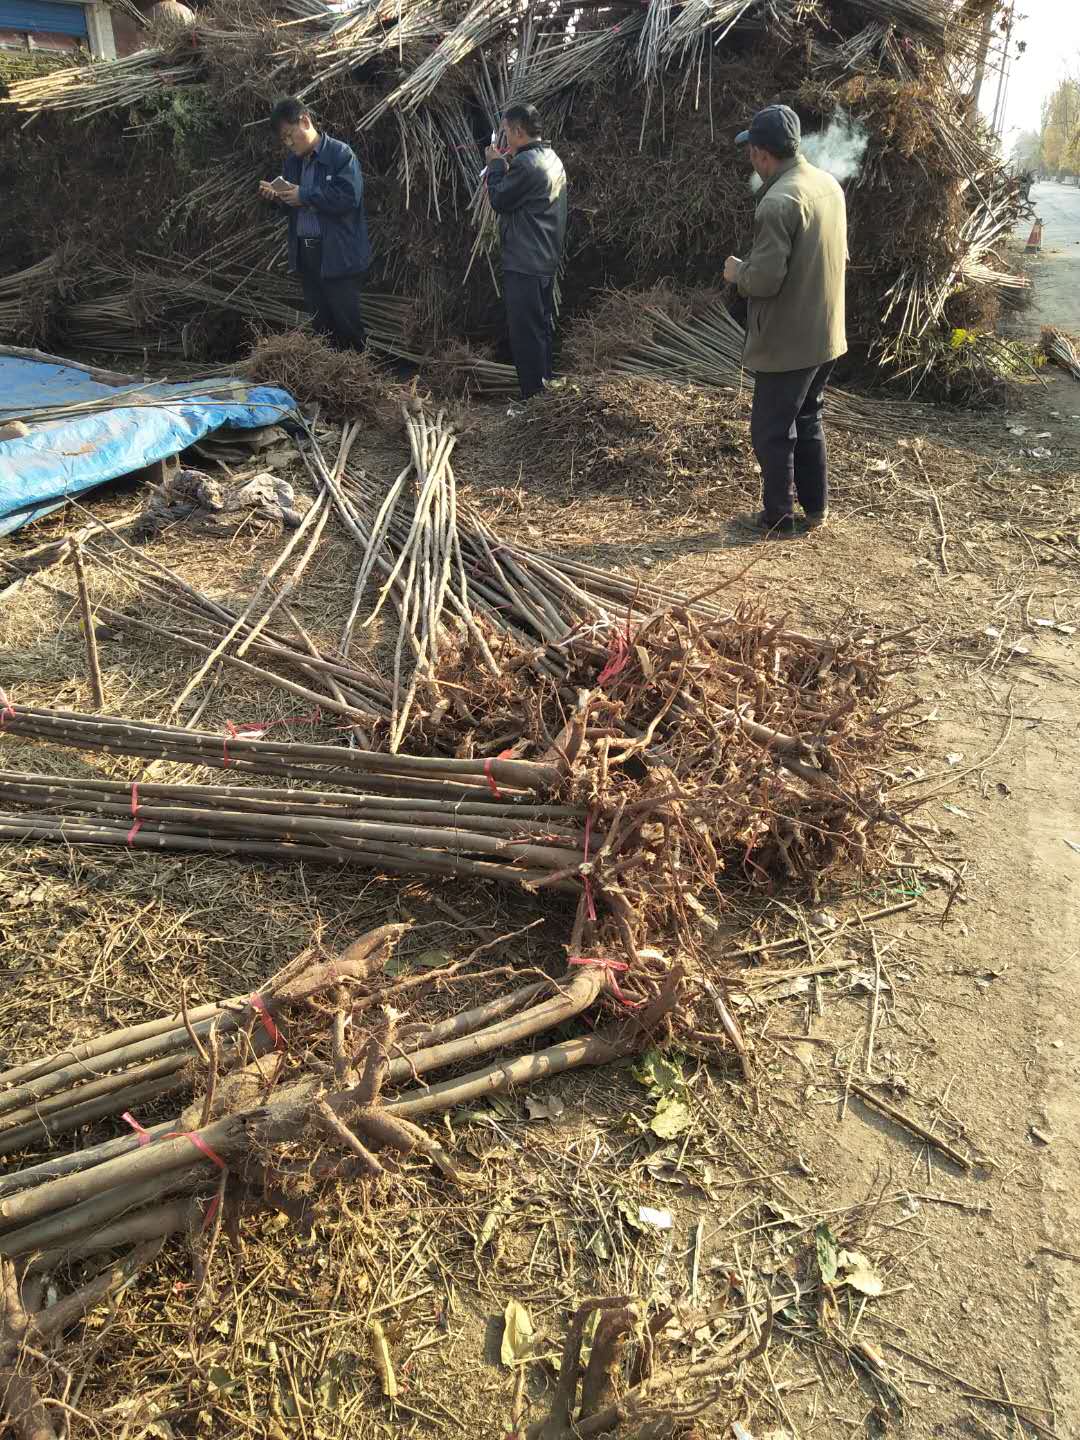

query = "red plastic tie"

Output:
[[122, 1111, 153, 1146], [0, 689, 14, 729], [126, 782, 143, 846], [222, 720, 267, 767], [568, 955, 643, 1009], [171, 1130, 228, 1171], [483, 756, 502, 799], [222, 707, 321, 767], [597, 622, 633, 689], [482, 749, 515, 801], [582, 811, 597, 923], [249, 991, 284, 1051]]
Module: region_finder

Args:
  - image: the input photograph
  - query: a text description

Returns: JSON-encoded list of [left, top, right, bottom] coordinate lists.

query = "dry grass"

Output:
[[240, 330, 397, 423], [500, 375, 755, 500]]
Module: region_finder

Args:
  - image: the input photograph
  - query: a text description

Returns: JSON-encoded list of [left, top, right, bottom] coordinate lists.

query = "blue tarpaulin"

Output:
[[0, 353, 296, 537]]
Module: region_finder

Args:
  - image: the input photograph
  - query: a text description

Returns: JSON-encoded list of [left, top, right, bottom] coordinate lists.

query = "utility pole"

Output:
[[991, 0, 1016, 139], [970, 3, 995, 114]]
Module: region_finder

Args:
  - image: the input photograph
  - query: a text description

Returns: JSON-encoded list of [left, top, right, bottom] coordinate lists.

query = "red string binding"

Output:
[[222, 707, 321, 767], [249, 992, 285, 1051], [200, 1193, 222, 1232], [482, 749, 515, 801], [122, 1111, 153, 1146], [126, 782, 142, 846], [567, 955, 643, 1009], [171, 1130, 228, 1171]]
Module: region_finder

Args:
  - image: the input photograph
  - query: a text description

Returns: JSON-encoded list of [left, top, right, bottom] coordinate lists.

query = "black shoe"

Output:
[[733, 510, 797, 537], [802, 509, 829, 530]]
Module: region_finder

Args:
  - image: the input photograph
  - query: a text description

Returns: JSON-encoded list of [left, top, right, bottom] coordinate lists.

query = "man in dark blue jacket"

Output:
[[260, 98, 372, 352], [485, 103, 567, 406]]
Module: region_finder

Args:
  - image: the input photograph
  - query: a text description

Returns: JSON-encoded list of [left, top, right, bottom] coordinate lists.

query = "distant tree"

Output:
[[1040, 77, 1080, 175]]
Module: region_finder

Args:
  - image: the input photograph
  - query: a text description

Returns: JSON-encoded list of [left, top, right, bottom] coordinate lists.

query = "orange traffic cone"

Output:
[[1025, 218, 1044, 253]]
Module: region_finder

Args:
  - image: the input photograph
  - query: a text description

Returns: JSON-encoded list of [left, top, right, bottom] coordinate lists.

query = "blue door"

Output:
[[0, 0, 88, 36]]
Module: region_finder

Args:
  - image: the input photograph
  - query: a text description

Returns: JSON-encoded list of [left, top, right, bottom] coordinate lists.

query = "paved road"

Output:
[[1018, 181, 1080, 334]]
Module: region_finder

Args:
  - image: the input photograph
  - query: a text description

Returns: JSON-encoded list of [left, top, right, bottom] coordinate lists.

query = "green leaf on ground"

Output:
[[634, 1047, 684, 1096], [815, 1223, 839, 1285], [649, 1094, 692, 1139]]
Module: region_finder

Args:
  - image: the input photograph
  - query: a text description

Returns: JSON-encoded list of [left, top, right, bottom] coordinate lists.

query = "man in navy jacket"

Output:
[[260, 98, 372, 352]]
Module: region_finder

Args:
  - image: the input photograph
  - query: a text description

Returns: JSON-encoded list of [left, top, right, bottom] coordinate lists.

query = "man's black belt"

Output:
[[300, 237, 322, 247]]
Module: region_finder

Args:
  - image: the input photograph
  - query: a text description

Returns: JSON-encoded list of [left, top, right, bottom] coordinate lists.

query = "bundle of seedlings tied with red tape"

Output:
[[0, 924, 682, 1429]]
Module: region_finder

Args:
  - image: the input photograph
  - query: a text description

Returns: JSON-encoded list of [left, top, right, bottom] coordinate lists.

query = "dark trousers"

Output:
[[750, 361, 836, 523], [504, 270, 555, 401], [298, 241, 367, 352]]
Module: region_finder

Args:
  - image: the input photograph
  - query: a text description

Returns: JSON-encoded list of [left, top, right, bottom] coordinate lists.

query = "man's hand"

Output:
[[258, 180, 277, 201], [723, 255, 742, 285], [277, 182, 302, 207], [484, 144, 506, 166]]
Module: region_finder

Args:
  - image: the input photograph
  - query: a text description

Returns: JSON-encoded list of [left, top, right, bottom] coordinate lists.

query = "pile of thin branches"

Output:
[[0, 467, 398, 738], [0, 254, 65, 347], [1039, 326, 1080, 382], [52, 266, 422, 367], [0, 0, 1023, 395], [560, 288, 965, 436], [0, 47, 202, 120], [0, 923, 680, 1438], [241, 329, 395, 417], [1, 398, 908, 955]]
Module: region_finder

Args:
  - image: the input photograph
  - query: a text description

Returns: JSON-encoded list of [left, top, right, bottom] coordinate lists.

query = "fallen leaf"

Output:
[[638, 1206, 673, 1230], [524, 1094, 565, 1122], [838, 1249, 884, 1297], [501, 1299, 538, 1365], [815, 1223, 839, 1285], [649, 1095, 692, 1139], [414, 948, 452, 969], [634, 1047, 684, 1096]]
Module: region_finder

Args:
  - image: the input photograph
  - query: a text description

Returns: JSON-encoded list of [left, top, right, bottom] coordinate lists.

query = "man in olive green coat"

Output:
[[724, 105, 848, 536]]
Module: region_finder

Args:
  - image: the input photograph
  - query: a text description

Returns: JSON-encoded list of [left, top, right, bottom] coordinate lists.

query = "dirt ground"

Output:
[[1, 248, 1079, 1435]]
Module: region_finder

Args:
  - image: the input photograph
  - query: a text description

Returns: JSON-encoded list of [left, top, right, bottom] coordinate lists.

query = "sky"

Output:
[[980, 0, 1080, 145]]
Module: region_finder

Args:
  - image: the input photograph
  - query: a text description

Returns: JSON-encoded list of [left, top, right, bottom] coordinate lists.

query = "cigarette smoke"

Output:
[[749, 111, 868, 193], [802, 111, 869, 182]]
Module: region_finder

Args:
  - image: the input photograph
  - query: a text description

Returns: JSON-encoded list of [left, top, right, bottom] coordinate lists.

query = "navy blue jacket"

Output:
[[282, 135, 371, 279]]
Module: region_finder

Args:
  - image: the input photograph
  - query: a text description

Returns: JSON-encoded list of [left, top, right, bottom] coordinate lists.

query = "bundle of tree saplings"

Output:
[[0, 701, 560, 797], [0, 598, 903, 969], [0, 440, 396, 744], [0, 925, 679, 1439], [0, 762, 587, 902], [0, 934, 676, 1271]]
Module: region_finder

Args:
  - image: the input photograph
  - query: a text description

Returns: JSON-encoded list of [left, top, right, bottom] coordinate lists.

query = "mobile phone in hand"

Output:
[[269, 175, 291, 194]]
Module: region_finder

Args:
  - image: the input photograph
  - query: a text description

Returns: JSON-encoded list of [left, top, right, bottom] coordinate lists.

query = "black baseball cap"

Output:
[[735, 104, 801, 151]]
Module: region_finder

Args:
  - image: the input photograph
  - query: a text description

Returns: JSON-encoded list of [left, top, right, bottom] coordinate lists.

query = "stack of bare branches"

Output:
[[0, 598, 904, 960], [0, 924, 680, 1438], [0, 0, 1019, 399], [1039, 326, 1080, 381]]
